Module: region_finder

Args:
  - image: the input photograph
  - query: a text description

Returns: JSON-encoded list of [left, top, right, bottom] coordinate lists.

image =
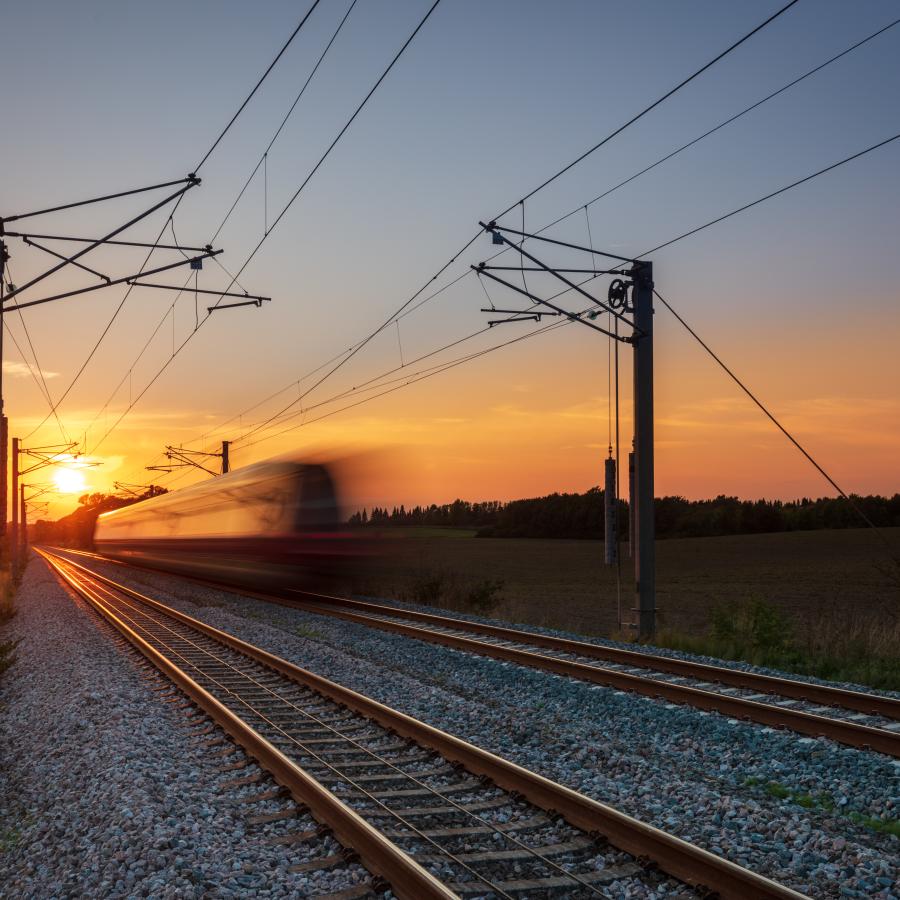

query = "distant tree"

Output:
[[33, 487, 168, 549], [346, 490, 900, 540]]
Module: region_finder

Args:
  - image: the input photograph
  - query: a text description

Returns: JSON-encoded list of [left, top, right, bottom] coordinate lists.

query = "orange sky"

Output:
[[3, 1, 899, 520], [14, 295, 898, 520]]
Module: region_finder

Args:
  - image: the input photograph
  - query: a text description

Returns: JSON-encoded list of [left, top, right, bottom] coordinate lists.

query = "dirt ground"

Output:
[[353, 527, 900, 638]]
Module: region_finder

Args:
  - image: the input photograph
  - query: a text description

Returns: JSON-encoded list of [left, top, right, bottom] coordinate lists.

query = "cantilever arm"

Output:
[[474, 266, 632, 343], [3, 176, 197, 223], [4, 250, 222, 313], [4, 179, 199, 302]]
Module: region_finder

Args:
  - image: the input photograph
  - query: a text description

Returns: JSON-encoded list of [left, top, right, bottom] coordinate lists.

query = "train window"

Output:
[[296, 465, 339, 531]]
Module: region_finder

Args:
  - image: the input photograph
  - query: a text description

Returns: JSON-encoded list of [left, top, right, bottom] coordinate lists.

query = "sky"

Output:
[[1, 0, 898, 518]]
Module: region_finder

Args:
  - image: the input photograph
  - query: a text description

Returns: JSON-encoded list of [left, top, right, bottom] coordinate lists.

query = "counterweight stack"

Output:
[[604, 455, 618, 565]]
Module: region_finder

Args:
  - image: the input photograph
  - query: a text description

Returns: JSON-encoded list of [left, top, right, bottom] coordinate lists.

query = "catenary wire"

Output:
[[110, 4, 884, 486], [234, 233, 480, 444], [152, 265, 476, 463], [123, 310, 562, 484], [21, 3, 324, 444], [143, 272, 601, 474], [82, 270, 196, 444], [14, 307, 68, 443], [21, 194, 188, 442], [88, 0, 445, 457], [426, 132, 900, 521], [225, 0, 883, 454], [193, 0, 323, 173], [638, 131, 900, 258], [154, 0, 385, 459], [511, 15, 900, 246], [3, 322, 63, 430], [110, 0, 363, 466], [129, 269, 596, 475], [491, 0, 802, 221], [16, 0, 810, 451], [3, 261, 69, 442], [498, 131, 900, 543], [239, 306, 580, 452], [194, 0, 451, 445], [113, 340, 364, 484], [229, 275, 606, 448], [396, 15, 900, 311], [90, 0, 424, 456], [184, 125, 900, 471], [104, 0, 797, 468], [219, 1, 796, 445], [174, 12, 897, 457], [653, 288, 897, 556], [209, 0, 360, 246], [4, 264, 52, 409]]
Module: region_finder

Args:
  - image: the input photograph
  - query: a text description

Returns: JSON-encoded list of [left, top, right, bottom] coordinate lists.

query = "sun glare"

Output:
[[53, 467, 87, 495]]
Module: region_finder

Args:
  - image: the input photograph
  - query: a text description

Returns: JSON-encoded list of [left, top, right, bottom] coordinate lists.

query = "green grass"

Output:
[[294, 625, 325, 639], [848, 812, 900, 839], [365, 526, 478, 539], [354, 528, 900, 692], [743, 778, 900, 837], [651, 595, 900, 691], [0, 824, 23, 852]]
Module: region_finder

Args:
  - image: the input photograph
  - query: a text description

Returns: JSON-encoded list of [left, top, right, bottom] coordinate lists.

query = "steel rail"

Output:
[[40, 548, 806, 900], [283, 593, 900, 721], [63, 567, 524, 897], [64, 571, 608, 899], [279, 596, 900, 758], [57, 548, 900, 754], [35, 548, 455, 900]]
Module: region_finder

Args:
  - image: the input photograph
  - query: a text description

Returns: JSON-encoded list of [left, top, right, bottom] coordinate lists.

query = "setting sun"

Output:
[[53, 467, 87, 495]]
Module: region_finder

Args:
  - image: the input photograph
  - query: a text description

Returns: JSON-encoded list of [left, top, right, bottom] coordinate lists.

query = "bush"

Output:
[[464, 578, 504, 616], [655, 595, 900, 691], [710, 597, 794, 658], [404, 570, 505, 617], [0, 563, 19, 681], [0, 570, 17, 627], [408, 571, 447, 607]]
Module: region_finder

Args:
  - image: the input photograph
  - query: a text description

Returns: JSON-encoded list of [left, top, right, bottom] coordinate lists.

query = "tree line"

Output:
[[31, 488, 168, 548], [31, 487, 900, 546], [348, 490, 900, 539]]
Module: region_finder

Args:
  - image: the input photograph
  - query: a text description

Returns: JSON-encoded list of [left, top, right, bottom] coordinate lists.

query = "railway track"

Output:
[[278, 597, 900, 759], [53, 547, 900, 758], [38, 546, 805, 900]]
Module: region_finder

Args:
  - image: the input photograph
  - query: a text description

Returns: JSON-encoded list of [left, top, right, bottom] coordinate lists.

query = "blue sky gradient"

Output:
[[2, 0, 898, 510]]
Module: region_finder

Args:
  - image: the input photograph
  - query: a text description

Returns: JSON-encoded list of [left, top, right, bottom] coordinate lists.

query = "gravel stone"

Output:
[[63, 554, 899, 900], [0, 555, 386, 898]]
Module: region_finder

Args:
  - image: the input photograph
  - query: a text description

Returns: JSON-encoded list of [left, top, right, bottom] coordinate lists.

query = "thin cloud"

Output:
[[3, 360, 59, 380]]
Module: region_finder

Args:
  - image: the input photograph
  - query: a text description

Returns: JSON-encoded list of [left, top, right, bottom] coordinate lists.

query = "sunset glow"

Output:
[[53, 466, 87, 496], [0, 1, 896, 521]]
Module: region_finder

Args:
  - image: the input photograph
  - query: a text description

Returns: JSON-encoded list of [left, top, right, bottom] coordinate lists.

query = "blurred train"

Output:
[[94, 459, 360, 590]]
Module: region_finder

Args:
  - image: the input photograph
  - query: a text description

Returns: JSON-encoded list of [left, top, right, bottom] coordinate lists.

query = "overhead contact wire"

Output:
[[491, 0, 802, 221], [223, 0, 807, 447], [654, 288, 896, 557], [193, 0, 324, 173], [24, 2, 324, 444], [90, 0, 445, 455]]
